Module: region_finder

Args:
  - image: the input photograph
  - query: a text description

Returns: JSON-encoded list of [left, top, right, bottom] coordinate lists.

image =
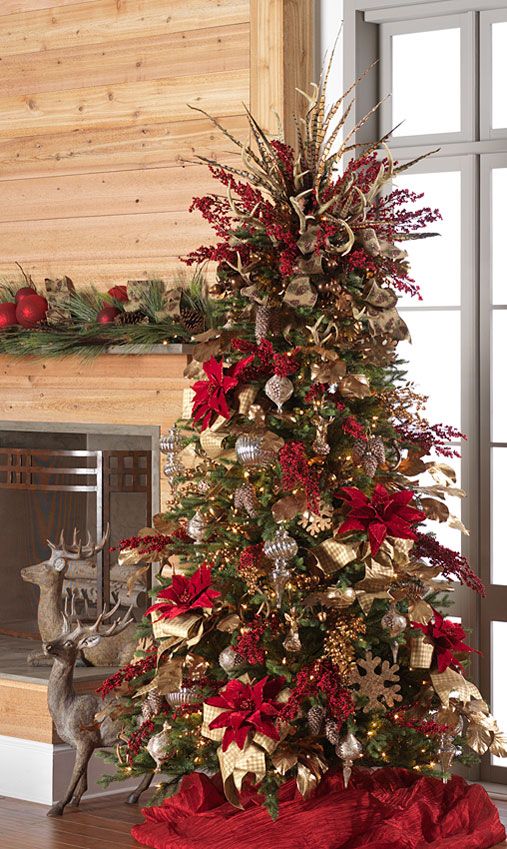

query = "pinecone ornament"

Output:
[[141, 689, 164, 722], [325, 718, 341, 745], [353, 436, 385, 477], [255, 304, 273, 343], [233, 482, 259, 517], [307, 705, 326, 735]]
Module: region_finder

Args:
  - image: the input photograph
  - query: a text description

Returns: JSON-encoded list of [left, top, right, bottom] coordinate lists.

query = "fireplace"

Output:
[[0, 421, 160, 641]]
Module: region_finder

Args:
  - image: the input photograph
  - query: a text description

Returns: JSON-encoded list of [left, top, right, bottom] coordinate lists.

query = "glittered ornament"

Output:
[[312, 418, 330, 456], [0, 302, 18, 329], [307, 704, 326, 735], [187, 510, 207, 542], [348, 651, 402, 713], [263, 527, 298, 606], [381, 604, 407, 663], [15, 286, 36, 303], [219, 645, 243, 673], [141, 689, 164, 722], [146, 721, 173, 771], [96, 305, 121, 325], [16, 293, 48, 328], [264, 374, 294, 412], [235, 434, 273, 468], [353, 436, 385, 477], [336, 731, 362, 788], [233, 482, 259, 517]]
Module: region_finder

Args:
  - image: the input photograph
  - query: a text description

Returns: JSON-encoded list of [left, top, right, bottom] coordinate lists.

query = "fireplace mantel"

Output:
[[0, 350, 191, 510]]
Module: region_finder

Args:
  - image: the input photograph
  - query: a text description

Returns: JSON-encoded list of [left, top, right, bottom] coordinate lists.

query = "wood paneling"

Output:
[[0, 24, 250, 97], [0, 678, 54, 743], [0, 0, 250, 57]]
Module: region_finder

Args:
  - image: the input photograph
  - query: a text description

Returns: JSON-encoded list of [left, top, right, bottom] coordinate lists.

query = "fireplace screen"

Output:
[[0, 429, 155, 641]]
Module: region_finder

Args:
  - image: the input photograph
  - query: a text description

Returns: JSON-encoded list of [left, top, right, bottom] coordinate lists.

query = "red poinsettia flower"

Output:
[[191, 355, 254, 430], [206, 676, 285, 751], [145, 564, 220, 621], [337, 484, 425, 556], [413, 610, 478, 673]]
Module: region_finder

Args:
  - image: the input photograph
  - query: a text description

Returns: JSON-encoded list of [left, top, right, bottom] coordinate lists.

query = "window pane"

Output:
[[492, 22, 507, 129], [398, 310, 461, 428], [492, 621, 507, 765], [492, 168, 507, 305], [396, 171, 461, 308], [491, 448, 507, 584], [491, 311, 507, 440], [392, 28, 461, 137]]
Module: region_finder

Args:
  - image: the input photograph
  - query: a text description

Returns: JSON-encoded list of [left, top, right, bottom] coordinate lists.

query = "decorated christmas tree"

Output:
[[99, 64, 507, 845]]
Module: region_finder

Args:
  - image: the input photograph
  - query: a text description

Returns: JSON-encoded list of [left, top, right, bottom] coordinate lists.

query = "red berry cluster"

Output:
[[235, 614, 281, 666], [413, 533, 485, 596], [125, 719, 156, 765], [342, 416, 367, 441], [273, 349, 300, 377], [280, 659, 355, 724], [388, 709, 450, 737], [279, 441, 320, 513], [96, 646, 157, 699]]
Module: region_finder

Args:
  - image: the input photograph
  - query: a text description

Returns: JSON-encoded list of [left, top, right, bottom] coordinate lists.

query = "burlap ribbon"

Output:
[[45, 275, 75, 325], [354, 280, 410, 342]]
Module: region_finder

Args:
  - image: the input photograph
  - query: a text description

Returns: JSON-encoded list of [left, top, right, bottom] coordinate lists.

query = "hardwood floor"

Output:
[[0, 791, 505, 848]]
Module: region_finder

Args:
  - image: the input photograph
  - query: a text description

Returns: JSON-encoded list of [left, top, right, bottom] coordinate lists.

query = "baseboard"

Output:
[[0, 734, 138, 805]]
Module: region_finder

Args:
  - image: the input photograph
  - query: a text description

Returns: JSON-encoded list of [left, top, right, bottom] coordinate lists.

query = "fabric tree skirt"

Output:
[[132, 767, 506, 849]]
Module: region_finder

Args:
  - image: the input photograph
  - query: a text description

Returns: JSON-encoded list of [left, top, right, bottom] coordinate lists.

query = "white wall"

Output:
[[316, 0, 343, 96]]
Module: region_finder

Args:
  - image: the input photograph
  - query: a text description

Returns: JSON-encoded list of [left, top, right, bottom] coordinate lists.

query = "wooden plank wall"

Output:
[[0, 0, 252, 288]]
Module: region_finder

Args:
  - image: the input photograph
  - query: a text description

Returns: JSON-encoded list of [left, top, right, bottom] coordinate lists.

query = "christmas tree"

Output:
[[99, 65, 506, 819]]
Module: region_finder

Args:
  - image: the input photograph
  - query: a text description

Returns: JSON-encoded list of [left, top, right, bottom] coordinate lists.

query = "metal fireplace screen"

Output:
[[0, 447, 152, 614]]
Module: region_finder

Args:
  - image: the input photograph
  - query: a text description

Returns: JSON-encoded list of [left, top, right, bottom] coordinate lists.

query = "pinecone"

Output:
[[233, 482, 259, 517], [180, 307, 206, 335], [307, 704, 326, 735], [141, 689, 164, 722], [325, 718, 340, 745], [353, 436, 385, 477], [115, 309, 148, 326], [255, 304, 275, 343]]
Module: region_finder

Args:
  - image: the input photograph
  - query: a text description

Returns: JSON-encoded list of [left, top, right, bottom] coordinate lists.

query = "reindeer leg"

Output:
[[125, 772, 154, 805], [47, 741, 94, 817], [67, 772, 87, 808]]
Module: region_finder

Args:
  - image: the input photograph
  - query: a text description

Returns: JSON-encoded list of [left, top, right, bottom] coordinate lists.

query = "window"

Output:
[[344, 0, 507, 783]]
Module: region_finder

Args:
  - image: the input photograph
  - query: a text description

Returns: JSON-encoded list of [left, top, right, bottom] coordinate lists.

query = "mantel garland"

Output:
[[0, 271, 218, 358]]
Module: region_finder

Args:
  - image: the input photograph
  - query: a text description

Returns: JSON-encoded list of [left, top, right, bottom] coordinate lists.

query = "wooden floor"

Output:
[[0, 790, 506, 848]]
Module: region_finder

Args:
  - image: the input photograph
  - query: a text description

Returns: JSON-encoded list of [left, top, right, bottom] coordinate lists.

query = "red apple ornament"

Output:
[[96, 306, 120, 324], [107, 285, 129, 303], [16, 293, 48, 328], [0, 302, 18, 328], [15, 286, 36, 304]]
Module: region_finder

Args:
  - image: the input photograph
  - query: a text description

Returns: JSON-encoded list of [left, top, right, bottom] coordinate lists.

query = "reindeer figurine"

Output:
[[21, 528, 137, 667], [44, 602, 153, 816]]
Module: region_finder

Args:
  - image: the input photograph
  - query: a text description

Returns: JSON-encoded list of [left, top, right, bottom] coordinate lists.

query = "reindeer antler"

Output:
[[46, 524, 110, 561], [68, 600, 134, 648]]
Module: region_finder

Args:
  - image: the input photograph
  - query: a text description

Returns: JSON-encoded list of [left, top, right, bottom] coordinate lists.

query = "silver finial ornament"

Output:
[[381, 604, 407, 663], [263, 527, 298, 606], [336, 731, 362, 788], [235, 434, 273, 468], [160, 426, 184, 483], [187, 509, 207, 542]]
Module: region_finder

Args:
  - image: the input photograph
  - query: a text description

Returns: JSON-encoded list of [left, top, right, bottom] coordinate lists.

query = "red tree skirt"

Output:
[[132, 767, 505, 849]]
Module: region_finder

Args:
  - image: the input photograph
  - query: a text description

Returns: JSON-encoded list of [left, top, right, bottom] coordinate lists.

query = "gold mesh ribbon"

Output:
[[431, 668, 482, 707], [151, 610, 203, 648], [410, 633, 434, 668], [202, 702, 278, 806], [311, 538, 360, 575]]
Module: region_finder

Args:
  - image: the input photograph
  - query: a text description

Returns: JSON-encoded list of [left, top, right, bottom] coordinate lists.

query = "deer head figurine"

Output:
[[21, 526, 110, 649], [43, 601, 152, 816]]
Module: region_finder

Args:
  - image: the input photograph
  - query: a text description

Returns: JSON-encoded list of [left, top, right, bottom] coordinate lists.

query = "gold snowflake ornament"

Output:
[[349, 650, 402, 713], [299, 503, 333, 537]]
